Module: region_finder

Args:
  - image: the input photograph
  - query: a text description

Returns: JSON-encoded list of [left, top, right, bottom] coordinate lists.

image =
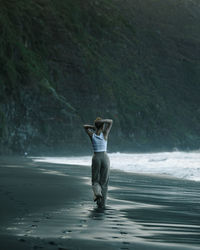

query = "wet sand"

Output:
[[0, 156, 200, 250]]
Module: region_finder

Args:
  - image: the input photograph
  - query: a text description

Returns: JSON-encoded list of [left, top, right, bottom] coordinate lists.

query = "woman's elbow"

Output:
[[109, 119, 113, 124]]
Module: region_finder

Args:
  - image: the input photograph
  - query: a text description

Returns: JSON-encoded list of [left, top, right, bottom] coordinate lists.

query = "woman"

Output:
[[83, 117, 113, 209]]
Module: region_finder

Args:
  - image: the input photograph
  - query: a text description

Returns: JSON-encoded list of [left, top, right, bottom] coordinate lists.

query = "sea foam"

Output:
[[32, 151, 200, 182]]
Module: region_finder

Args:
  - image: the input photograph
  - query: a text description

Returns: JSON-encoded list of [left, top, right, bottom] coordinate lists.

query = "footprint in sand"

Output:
[[120, 231, 128, 235], [94, 237, 105, 240], [122, 241, 130, 245], [121, 243, 130, 250], [48, 241, 57, 246], [18, 238, 26, 242], [62, 229, 72, 234], [113, 220, 120, 223], [30, 225, 38, 229]]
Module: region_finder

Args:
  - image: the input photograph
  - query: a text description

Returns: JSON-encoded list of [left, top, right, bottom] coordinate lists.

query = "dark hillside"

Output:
[[0, 0, 200, 155]]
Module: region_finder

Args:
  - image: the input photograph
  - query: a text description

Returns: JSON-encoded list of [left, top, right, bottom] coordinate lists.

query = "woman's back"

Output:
[[92, 132, 107, 152]]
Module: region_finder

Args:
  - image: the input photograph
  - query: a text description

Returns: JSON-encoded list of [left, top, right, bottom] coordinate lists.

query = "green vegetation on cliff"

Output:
[[0, 0, 200, 154]]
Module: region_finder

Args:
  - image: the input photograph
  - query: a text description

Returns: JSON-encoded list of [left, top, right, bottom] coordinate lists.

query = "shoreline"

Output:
[[0, 156, 200, 249], [30, 151, 200, 182]]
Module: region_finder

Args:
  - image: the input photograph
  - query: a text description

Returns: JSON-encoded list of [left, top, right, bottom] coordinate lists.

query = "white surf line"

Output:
[[141, 222, 200, 229]]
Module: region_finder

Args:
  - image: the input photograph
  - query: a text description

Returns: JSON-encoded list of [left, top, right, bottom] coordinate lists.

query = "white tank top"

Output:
[[92, 132, 107, 152]]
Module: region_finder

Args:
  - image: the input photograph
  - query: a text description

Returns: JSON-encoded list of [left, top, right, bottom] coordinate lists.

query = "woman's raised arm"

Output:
[[83, 124, 95, 138], [101, 119, 113, 140]]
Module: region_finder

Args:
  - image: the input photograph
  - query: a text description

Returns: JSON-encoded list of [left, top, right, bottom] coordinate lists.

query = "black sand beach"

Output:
[[0, 157, 200, 250]]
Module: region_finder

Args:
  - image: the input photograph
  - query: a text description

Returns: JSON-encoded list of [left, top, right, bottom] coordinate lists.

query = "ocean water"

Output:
[[32, 151, 200, 182]]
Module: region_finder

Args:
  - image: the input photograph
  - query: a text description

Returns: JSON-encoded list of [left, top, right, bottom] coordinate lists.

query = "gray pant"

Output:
[[91, 152, 110, 208]]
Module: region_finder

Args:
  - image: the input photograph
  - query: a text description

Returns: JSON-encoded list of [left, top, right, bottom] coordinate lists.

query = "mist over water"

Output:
[[32, 151, 200, 182]]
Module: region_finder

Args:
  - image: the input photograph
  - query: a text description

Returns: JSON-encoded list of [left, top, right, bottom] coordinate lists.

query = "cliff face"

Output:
[[0, 0, 200, 155]]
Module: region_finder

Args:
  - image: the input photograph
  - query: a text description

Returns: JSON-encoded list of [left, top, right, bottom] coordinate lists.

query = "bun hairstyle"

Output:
[[94, 117, 103, 129]]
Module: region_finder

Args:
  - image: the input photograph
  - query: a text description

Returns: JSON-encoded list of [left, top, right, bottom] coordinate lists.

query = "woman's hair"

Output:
[[94, 117, 103, 129]]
